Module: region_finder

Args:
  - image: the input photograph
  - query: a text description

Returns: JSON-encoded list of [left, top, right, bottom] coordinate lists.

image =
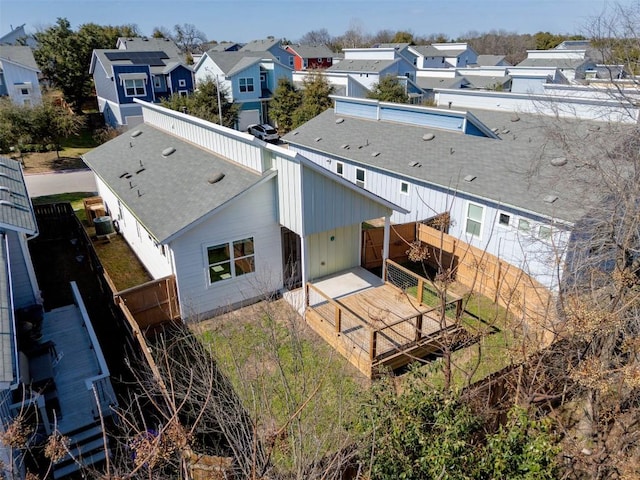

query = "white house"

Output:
[[282, 96, 616, 291], [0, 45, 41, 106], [409, 43, 479, 69], [83, 100, 404, 320]]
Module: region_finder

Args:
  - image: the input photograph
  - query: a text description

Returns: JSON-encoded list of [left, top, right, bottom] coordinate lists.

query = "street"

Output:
[[24, 169, 97, 198]]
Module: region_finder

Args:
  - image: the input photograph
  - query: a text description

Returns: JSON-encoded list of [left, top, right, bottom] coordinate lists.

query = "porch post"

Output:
[[382, 215, 391, 279], [301, 234, 310, 307]]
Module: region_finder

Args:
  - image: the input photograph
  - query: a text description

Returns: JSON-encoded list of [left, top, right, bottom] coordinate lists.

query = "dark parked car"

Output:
[[248, 124, 279, 143]]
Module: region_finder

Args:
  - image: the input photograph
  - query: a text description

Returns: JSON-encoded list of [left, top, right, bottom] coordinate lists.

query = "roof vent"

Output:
[[341, 144, 350, 149], [208, 172, 225, 184], [408, 161, 422, 167], [492, 127, 499, 133], [588, 124, 601, 132], [292, 131, 299, 135], [335, 118, 344, 124], [162, 147, 176, 157], [464, 174, 476, 182], [550, 156, 567, 167], [130, 130, 143, 138], [314, 137, 322, 142], [544, 195, 558, 204], [422, 133, 435, 141], [501, 129, 510, 134], [371, 152, 381, 157], [510, 115, 520, 122]]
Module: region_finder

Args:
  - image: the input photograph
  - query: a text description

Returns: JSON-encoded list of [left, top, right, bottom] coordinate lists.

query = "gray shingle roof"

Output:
[[83, 125, 266, 242], [0, 157, 37, 235], [475, 55, 509, 66], [516, 57, 588, 69], [117, 37, 182, 57], [287, 44, 334, 59], [412, 45, 465, 57], [462, 74, 511, 89], [240, 38, 280, 52], [327, 58, 397, 73], [283, 108, 606, 224], [0, 45, 39, 71], [204, 51, 277, 76], [415, 76, 465, 90]]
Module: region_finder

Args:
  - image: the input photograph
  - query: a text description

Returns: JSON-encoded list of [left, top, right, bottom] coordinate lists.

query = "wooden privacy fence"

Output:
[[361, 222, 416, 269], [417, 223, 554, 333], [114, 275, 180, 329]]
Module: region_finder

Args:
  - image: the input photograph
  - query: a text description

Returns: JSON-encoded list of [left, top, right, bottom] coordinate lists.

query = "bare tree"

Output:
[[173, 23, 207, 54]]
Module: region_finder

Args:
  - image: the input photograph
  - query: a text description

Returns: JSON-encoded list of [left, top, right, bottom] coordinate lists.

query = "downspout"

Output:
[[2, 232, 21, 390]]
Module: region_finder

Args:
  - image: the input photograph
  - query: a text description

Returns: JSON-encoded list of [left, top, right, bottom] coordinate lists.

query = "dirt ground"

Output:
[[14, 152, 87, 174]]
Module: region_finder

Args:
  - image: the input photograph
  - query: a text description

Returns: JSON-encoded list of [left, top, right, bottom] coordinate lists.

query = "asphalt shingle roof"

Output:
[[287, 44, 334, 59], [116, 37, 183, 58], [83, 124, 266, 242], [0, 45, 39, 71], [204, 51, 277, 76], [516, 57, 588, 69], [415, 76, 465, 90], [327, 59, 397, 73], [475, 55, 509, 66], [283, 107, 607, 224], [240, 38, 280, 52], [462, 74, 511, 89]]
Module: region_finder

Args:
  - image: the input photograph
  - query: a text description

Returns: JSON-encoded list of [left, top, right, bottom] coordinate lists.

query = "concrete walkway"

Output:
[[25, 169, 97, 198]]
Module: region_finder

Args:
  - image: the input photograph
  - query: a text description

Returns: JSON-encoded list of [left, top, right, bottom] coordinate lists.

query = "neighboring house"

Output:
[[516, 49, 595, 82], [0, 23, 35, 47], [0, 45, 42, 106], [285, 44, 334, 70], [194, 50, 293, 130], [239, 37, 294, 70], [206, 42, 243, 52], [282, 96, 613, 290], [90, 40, 194, 128], [0, 157, 117, 478], [473, 55, 511, 67], [83, 100, 403, 320], [409, 43, 479, 69]]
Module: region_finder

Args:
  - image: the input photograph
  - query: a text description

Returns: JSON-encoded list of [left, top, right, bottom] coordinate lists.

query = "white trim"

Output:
[[119, 72, 147, 82], [464, 201, 484, 239]]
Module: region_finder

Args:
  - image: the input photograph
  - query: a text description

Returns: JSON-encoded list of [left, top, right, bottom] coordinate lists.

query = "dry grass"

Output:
[[19, 152, 87, 173]]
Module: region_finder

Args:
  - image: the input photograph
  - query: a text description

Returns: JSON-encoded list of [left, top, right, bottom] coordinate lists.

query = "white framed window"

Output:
[[465, 202, 484, 238], [239, 77, 254, 92], [20, 88, 29, 95], [400, 182, 409, 195], [153, 76, 161, 88], [336, 162, 344, 176], [498, 212, 511, 227], [518, 218, 531, 233], [178, 79, 186, 87], [207, 237, 255, 284], [124, 78, 146, 97], [538, 225, 552, 240], [356, 168, 365, 188], [178, 90, 188, 97]]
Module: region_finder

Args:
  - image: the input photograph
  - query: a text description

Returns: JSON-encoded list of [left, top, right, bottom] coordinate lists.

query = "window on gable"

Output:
[[400, 182, 409, 194], [207, 237, 255, 284], [239, 77, 254, 93], [124, 78, 146, 97], [498, 212, 510, 227], [178, 79, 186, 87], [20, 88, 29, 95], [538, 225, 552, 240], [336, 162, 344, 176], [356, 168, 365, 188], [465, 203, 483, 237], [518, 218, 531, 233]]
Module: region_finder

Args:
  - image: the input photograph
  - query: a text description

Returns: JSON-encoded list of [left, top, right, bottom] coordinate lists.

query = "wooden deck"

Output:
[[305, 261, 463, 378]]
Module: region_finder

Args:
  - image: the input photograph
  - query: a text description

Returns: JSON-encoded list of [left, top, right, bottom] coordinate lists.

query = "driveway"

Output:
[[25, 169, 97, 198]]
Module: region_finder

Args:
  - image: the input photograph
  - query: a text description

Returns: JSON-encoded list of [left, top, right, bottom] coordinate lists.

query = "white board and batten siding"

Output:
[[139, 102, 267, 173], [289, 144, 569, 290], [271, 154, 303, 236], [95, 176, 173, 280], [170, 179, 283, 320], [307, 225, 360, 280]]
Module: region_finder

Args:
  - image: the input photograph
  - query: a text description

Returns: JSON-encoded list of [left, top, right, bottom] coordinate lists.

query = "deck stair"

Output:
[[53, 423, 110, 479]]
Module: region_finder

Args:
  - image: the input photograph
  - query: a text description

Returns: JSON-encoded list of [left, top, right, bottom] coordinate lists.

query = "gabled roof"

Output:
[[240, 38, 281, 52], [0, 45, 40, 71], [207, 42, 243, 52], [83, 124, 268, 243], [0, 157, 37, 235], [415, 76, 466, 90], [90, 48, 190, 76], [283, 104, 606, 224], [375, 42, 411, 51], [326, 58, 398, 73], [116, 37, 182, 57], [412, 45, 467, 58], [516, 57, 589, 69], [475, 55, 509, 67], [286, 44, 334, 59], [462, 74, 511, 89], [201, 51, 279, 76]]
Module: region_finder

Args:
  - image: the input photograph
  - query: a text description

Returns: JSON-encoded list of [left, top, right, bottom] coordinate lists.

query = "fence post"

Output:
[[415, 314, 423, 342], [417, 278, 424, 304], [335, 305, 342, 333], [305, 283, 310, 308], [369, 330, 377, 361]]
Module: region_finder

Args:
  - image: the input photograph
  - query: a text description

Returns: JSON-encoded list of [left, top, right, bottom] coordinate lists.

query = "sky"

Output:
[[0, 0, 612, 44]]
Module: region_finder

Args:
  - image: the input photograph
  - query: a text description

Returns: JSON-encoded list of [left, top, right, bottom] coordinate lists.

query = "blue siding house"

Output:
[[90, 41, 194, 128]]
